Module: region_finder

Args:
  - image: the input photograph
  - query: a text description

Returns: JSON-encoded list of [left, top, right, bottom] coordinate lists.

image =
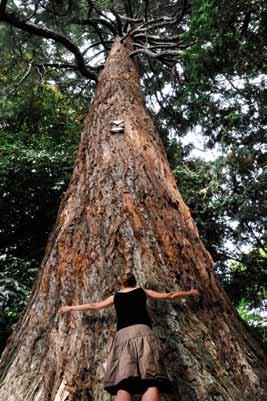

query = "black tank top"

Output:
[[114, 287, 152, 331]]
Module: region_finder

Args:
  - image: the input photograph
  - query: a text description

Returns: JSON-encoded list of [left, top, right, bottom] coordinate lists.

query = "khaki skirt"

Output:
[[103, 324, 172, 395]]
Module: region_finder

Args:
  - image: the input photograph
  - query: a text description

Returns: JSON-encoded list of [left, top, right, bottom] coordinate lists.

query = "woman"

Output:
[[59, 272, 200, 401]]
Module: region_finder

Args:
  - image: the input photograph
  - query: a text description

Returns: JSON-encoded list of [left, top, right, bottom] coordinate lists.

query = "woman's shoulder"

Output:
[[114, 287, 148, 298], [116, 287, 143, 294]]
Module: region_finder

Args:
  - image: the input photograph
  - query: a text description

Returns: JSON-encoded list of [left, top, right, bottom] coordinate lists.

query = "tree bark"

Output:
[[0, 36, 266, 401]]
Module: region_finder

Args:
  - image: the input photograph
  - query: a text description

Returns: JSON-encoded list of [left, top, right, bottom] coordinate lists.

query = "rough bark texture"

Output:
[[0, 37, 266, 401]]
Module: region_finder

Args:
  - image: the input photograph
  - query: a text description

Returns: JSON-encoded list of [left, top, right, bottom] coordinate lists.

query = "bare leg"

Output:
[[115, 389, 132, 401], [141, 386, 160, 401]]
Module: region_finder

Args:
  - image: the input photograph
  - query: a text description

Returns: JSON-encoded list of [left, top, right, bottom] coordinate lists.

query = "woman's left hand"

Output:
[[188, 289, 200, 297]]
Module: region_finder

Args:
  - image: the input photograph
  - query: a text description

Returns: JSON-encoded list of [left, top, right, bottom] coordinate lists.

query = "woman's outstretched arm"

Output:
[[58, 295, 114, 313], [145, 289, 200, 301]]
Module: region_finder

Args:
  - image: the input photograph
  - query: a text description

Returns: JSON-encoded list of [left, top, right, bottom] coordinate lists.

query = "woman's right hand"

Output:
[[58, 305, 73, 314]]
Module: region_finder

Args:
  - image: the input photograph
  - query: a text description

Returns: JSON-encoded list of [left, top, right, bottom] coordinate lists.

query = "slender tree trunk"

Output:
[[0, 37, 266, 401]]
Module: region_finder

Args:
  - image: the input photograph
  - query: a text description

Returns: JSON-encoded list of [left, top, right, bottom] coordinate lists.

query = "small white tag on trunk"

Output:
[[110, 120, 125, 134], [111, 120, 125, 126]]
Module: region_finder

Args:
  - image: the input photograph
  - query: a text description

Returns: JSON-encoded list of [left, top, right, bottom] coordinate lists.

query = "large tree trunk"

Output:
[[0, 37, 266, 401]]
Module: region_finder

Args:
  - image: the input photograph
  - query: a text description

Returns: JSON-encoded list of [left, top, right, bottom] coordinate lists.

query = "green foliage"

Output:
[[0, 153, 74, 342], [170, 1, 266, 318], [0, 81, 81, 264], [0, 256, 38, 328], [173, 157, 229, 266], [238, 298, 265, 327], [182, 0, 266, 78], [95, 0, 113, 9], [224, 249, 267, 309], [0, 79, 85, 341], [174, 154, 266, 336], [0, 82, 85, 151], [237, 298, 267, 344]]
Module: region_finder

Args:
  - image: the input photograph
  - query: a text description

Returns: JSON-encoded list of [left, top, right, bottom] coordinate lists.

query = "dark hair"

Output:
[[119, 271, 137, 287]]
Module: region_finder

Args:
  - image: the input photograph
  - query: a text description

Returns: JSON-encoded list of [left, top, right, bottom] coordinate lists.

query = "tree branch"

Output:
[[109, 8, 123, 36], [87, 0, 116, 26], [148, 43, 181, 50], [10, 62, 33, 96], [141, 8, 187, 32], [174, 0, 187, 25], [39, 0, 73, 18], [82, 40, 105, 56], [123, 0, 134, 19], [117, 15, 143, 24], [0, 0, 8, 17], [243, 222, 266, 254], [88, 24, 112, 51], [86, 49, 106, 64], [130, 47, 182, 59], [144, 0, 150, 22], [1, 0, 190, 78], [69, 17, 117, 36], [34, 61, 104, 73], [0, 11, 99, 80], [24, 0, 41, 23], [134, 33, 180, 43]]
